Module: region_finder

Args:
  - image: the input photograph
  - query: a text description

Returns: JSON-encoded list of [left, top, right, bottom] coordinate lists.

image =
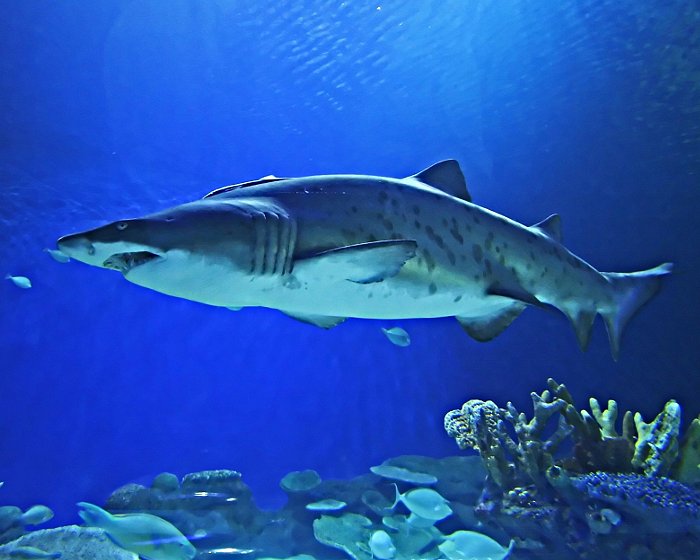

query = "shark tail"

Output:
[[599, 262, 673, 360]]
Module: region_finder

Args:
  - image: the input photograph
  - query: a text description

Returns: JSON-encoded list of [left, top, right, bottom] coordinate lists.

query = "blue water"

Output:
[[0, 0, 697, 532]]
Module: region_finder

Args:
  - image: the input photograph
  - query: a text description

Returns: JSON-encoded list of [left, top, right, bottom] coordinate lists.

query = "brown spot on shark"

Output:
[[472, 244, 483, 263]]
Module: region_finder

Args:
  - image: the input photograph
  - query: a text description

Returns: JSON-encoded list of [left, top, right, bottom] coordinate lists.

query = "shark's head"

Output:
[[57, 199, 266, 306], [58, 216, 167, 272]]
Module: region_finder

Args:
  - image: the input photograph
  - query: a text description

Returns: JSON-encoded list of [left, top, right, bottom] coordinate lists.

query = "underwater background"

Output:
[[1, 0, 698, 549]]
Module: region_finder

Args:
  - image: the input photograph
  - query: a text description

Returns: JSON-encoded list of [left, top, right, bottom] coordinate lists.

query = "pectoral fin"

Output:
[[280, 311, 347, 329], [294, 239, 417, 284]]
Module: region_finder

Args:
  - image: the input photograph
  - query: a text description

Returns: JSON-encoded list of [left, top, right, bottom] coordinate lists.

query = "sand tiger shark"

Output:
[[57, 160, 671, 359]]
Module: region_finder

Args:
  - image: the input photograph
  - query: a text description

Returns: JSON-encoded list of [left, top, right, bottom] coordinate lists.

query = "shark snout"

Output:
[[57, 234, 95, 259]]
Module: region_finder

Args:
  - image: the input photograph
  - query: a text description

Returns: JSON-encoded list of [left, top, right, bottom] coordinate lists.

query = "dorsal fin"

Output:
[[203, 176, 285, 199], [530, 214, 562, 242], [409, 160, 471, 202]]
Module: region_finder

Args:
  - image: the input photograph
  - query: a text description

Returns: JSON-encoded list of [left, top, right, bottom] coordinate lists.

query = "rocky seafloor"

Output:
[[2, 378, 699, 560]]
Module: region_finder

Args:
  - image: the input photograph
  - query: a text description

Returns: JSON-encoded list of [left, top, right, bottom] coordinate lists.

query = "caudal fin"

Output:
[[600, 263, 673, 360]]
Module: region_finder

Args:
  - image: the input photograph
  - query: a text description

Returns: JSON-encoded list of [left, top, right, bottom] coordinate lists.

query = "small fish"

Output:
[[44, 248, 70, 263], [438, 530, 513, 560], [305, 499, 347, 511], [77, 502, 196, 560], [20, 504, 54, 525], [199, 547, 257, 556], [381, 327, 411, 347], [369, 530, 396, 560], [5, 275, 32, 289], [391, 484, 452, 522]]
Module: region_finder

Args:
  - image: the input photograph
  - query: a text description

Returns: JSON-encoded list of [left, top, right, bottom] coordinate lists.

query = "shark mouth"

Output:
[[103, 251, 163, 274]]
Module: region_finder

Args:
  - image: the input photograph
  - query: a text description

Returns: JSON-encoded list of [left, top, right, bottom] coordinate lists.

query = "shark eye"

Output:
[[116, 222, 128, 231]]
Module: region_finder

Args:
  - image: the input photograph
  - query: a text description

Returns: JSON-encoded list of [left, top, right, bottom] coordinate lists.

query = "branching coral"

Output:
[[444, 378, 700, 559], [675, 415, 700, 485], [632, 400, 681, 476], [444, 377, 687, 491]]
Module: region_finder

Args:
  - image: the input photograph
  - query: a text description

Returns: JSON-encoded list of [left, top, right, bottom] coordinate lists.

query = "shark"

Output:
[[57, 160, 671, 359]]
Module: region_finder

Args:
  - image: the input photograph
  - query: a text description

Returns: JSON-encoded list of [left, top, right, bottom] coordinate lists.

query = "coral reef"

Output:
[[2, 379, 696, 560], [444, 378, 700, 559], [0, 456, 489, 560]]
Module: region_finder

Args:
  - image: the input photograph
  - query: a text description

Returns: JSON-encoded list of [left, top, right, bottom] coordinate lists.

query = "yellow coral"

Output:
[[674, 416, 700, 485], [632, 400, 681, 476]]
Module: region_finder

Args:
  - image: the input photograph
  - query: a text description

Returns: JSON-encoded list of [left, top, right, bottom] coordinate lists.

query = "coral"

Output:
[[370, 464, 437, 485], [313, 513, 373, 560], [675, 415, 700, 485], [632, 401, 681, 476], [445, 378, 700, 559], [569, 472, 700, 533], [444, 399, 520, 489], [280, 470, 322, 493], [443, 378, 686, 493]]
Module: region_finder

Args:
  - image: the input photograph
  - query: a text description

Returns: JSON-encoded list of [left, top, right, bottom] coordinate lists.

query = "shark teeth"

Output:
[[103, 251, 162, 273]]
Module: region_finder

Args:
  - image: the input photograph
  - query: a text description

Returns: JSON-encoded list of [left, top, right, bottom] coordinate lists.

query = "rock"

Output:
[[0, 525, 137, 559], [0, 508, 22, 534], [105, 483, 152, 511], [151, 472, 179, 494]]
